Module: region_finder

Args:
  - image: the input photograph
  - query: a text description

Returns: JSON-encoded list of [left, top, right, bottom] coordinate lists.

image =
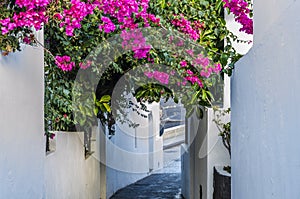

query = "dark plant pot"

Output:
[[213, 166, 231, 199]]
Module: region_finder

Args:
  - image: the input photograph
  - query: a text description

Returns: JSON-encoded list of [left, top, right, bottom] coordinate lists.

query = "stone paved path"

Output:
[[109, 173, 183, 199], [110, 145, 183, 199]]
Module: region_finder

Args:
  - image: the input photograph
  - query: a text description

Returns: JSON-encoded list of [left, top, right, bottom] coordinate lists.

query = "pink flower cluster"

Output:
[[96, 0, 159, 30], [99, 16, 116, 33], [60, 0, 95, 36], [200, 63, 222, 78], [171, 15, 199, 41], [97, 0, 139, 28], [192, 55, 210, 68], [16, 0, 50, 9], [191, 52, 222, 76], [180, 60, 187, 67], [192, 20, 205, 35], [121, 29, 151, 59], [147, 14, 160, 26], [181, 53, 222, 79], [144, 71, 169, 85], [57, 0, 160, 37], [0, 1, 49, 35], [223, 0, 253, 34], [55, 56, 75, 71], [79, 60, 92, 69], [179, 57, 221, 87], [23, 37, 31, 44], [185, 70, 203, 88], [186, 49, 194, 56]]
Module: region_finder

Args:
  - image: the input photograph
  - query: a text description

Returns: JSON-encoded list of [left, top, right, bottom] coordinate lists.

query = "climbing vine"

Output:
[[0, 0, 253, 133]]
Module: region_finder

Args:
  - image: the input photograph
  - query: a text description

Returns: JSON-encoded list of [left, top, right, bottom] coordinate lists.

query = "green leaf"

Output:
[[99, 104, 106, 113], [93, 107, 99, 116], [191, 90, 200, 104], [216, 0, 223, 10], [103, 103, 111, 113], [220, 54, 228, 66], [100, 95, 111, 103], [93, 93, 96, 102], [174, 7, 178, 14], [160, 0, 165, 8], [174, 96, 179, 103], [200, 0, 209, 7], [202, 90, 207, 101]]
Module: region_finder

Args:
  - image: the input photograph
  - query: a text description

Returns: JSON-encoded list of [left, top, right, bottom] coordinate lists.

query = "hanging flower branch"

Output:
[[0, 0, 253, 132], [223, 0, 253, 34]]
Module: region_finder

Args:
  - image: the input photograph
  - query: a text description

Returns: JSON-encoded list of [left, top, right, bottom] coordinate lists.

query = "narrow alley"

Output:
[[110, 145, 183, 199]]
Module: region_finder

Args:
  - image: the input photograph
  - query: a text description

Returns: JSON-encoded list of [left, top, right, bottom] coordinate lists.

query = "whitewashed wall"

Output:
[[231, 1, 300, 198], [0, 33, 45, 198], [181, 107, 231, 199], [45, 130, 101, 199], [106, 101, 163, 198]]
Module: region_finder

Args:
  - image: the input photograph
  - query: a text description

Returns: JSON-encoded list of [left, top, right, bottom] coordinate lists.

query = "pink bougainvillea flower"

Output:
[[180, 60, 187, 67], [133, 46, 151, 59], [184, 75, 203, 87], [144, 71, 170, 85], [79, 60, 92, 69], [60, 0, 95, 36], [99, 16, 116, 33], [0, 8, 49, 35], [193, 56, 210, 67], [23, 37, 31, 44], [0, 18, 10, 27], [1, 27, 9, 35], [55, 55, 75, 71], [200, 70, 211, 78], [144, 71, 154, 78], [16, 0, 50, 9], [172, 15, 199, 40], [186, 69, 194, 75], [223, 0, 253, 34], [193, 20, 205, 34], [53, 13, 63, 21], [213, 63, 222, 73], [186, 49, 194, 56], [121, 29, 151, 59], [176, 40, 184, 46], [153, 71, 169, 84]]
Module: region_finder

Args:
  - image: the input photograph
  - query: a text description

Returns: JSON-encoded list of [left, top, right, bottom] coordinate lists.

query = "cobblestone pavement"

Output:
[[110, 145, 183, 199], [110, 142, 184, 199], [109, 173, 183, 199]]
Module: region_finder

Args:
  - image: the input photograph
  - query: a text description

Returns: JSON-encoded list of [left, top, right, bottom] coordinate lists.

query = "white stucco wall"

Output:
[[0, 32, 45, 198], [254, 0, 295, 44], [181, 110, 202, 199], [231, 1, 300, 198], [106, 122, 150, 198], [45, 130, 101, 199], [181, 107, 231, 199], [106, 101, 163, 198]]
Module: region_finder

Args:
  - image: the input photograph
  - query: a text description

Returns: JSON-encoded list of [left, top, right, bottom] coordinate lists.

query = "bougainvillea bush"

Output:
[[0, 0, 252, 133]]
